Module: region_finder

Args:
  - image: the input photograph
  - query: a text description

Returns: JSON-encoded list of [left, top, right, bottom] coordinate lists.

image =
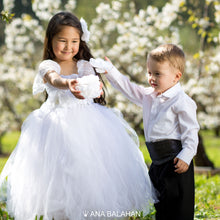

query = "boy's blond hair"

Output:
[[148, 44, 185, 74]]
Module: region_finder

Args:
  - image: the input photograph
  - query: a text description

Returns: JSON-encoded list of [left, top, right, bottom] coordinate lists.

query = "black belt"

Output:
[[145, 139, 182, 165]]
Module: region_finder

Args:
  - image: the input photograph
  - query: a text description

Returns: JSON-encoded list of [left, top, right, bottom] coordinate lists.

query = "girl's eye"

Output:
[[155, 72, 160, 76], [59, 40, 66, 42]]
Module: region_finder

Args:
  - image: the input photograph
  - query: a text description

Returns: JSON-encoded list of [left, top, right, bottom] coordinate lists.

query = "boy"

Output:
[[90, 44, 200, 220]]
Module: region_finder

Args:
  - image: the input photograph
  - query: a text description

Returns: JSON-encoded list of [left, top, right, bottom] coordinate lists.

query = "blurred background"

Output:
[[0, 0, 220, 168], [0, 1, 220, 219]]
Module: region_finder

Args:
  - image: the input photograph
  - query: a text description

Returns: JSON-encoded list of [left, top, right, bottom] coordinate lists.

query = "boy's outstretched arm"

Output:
[[90, 57, 148, 107]]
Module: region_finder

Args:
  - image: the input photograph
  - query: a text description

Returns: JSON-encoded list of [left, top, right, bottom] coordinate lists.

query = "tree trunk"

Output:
[[214, 126, 220, 137], [194, 134, 214, 168], [0, 140, 3, 155], [0, 131, 7, 155]]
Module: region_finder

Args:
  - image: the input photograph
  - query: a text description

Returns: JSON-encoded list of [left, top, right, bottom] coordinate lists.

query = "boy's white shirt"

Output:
[[106, 66, 200, 165]]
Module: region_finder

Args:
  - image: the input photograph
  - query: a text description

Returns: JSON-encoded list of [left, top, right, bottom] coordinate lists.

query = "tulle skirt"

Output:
[[0, 100, 156, 220]]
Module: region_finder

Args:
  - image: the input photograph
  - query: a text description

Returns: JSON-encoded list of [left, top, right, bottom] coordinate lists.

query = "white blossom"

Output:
[[64, 0, 77, 11], [3, 0, 14, 11], [32, 0, 68, 21], [1, 0, 220, 134]]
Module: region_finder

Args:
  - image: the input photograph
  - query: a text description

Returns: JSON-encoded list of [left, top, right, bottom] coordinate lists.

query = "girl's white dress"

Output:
[[0, 60, 155, 220]]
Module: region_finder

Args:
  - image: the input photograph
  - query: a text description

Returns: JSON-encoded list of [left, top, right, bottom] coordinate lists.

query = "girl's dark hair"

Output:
[[43, 11, 106, 105]]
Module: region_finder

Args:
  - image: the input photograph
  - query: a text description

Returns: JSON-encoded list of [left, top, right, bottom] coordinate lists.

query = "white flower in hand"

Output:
[[89, 58, 113, 73], [75, 75, 102, 99]]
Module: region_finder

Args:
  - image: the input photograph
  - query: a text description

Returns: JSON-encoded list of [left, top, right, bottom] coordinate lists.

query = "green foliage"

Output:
[[179, 0, 219, 46], [194, 174, 220, 219], [1, 132, 20, 154], [35, 215, 44, 220], [200, 130, 220, 167], [179, 26, 201, 54], [0, 202, 14, 220], [74, 0, 111, 25], [0, 158, 8, 175], [0, 11, 14, 23], [129, 206, 156, 220]]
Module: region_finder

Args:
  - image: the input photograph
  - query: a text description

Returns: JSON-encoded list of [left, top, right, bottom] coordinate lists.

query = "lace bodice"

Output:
[[33, 59, 97, 106]]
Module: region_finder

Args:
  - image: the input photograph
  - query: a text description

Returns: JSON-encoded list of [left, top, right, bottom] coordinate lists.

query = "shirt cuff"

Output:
[[176, 148, 195, 165]]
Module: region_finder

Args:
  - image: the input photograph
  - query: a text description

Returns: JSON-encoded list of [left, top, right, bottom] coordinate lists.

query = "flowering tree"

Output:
[[179, 0, 220, 135], [0, 10, 14, 23], [178, 0, 220, 166], [0, 0, 219, 166], [89, 0, 220, 166], [0, 0, 76, 152], [90, 0, 220, 132], [90, 0, 187, 131]]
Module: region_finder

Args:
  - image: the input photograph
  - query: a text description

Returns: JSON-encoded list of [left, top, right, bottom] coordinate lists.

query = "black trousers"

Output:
[[149, 160, 195, 220]]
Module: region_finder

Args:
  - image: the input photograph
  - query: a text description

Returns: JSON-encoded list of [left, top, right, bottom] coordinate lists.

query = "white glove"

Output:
[[89, 58, 113, 73], [75, 75, 102, 99]]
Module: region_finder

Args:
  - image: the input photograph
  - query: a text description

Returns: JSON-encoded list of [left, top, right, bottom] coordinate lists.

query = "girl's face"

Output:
[[52, 25, 80, 63], [147, 57, 182, 95]]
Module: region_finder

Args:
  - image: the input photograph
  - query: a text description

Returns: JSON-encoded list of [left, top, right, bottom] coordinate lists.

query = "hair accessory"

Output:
[[80, 18, 90, 43]]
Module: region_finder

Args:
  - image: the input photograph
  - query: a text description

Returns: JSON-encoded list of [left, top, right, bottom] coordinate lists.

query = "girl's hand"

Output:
[[67, 79, 85, 99], [173, 157, 189, 174]]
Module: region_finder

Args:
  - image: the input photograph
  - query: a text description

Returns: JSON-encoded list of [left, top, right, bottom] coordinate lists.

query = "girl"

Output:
[[0, 12, 155, 220]]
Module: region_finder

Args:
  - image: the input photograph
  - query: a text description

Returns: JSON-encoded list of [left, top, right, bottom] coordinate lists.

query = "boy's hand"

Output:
[[104, 56, 111, 63], [174, 157, 189, 174]]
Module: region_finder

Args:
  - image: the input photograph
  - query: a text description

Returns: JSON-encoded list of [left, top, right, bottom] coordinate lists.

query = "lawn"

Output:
[[0, 130, 219, 219]]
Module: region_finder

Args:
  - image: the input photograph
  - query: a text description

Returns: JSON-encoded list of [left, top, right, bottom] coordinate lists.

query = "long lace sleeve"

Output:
[[32, 60, 61, 95]]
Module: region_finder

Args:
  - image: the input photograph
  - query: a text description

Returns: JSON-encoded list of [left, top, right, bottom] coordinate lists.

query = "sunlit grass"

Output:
[[1, 131, 20, 154], [194, 174, 220, 219]]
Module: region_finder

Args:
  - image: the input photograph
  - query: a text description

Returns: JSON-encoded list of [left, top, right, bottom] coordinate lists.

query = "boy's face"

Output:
[[147, 57, 182, 95]]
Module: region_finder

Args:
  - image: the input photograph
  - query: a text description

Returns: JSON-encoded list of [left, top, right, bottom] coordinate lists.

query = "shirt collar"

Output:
[[150, 83, 182, 99]]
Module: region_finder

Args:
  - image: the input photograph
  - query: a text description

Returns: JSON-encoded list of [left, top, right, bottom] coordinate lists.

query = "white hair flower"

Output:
[[80, 18, 90, 43]]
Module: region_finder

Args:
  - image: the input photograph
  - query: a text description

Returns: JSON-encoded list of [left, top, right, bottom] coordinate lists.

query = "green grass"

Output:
[[0, 158, 8, 175], [0, 130, 219, 219], [194, 174, 220, 219], [1, 131, 20, 154], [200, 130, 220, 167]]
